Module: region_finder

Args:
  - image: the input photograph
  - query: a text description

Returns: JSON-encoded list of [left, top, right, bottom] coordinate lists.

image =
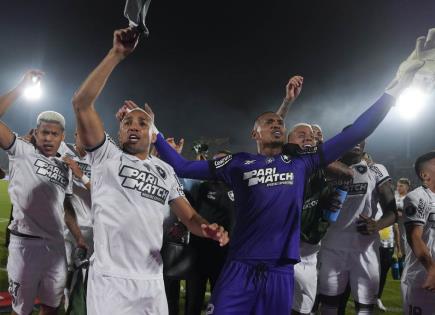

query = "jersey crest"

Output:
[[355, 165, 367, 174]]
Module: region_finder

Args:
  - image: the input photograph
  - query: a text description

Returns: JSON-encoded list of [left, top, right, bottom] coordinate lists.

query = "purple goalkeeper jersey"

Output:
[[209, 151, 321, 263], [154, 94, 395, 267]]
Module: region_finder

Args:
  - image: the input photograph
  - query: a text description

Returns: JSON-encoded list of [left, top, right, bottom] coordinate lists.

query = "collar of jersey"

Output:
[[122, 151, 152, 163]]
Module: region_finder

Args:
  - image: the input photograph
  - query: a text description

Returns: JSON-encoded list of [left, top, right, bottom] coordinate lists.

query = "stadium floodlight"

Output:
[[23, 76, 42, 101], [395, 87, 428, 120]]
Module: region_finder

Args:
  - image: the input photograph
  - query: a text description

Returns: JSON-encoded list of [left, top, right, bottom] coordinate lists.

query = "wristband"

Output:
[[81, 174, 90, 185]]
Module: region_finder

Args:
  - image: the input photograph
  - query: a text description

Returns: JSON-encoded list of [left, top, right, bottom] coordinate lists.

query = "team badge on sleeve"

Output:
[[214, 155, 232, 169]]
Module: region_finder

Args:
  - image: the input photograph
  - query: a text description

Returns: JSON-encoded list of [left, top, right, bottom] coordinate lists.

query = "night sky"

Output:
[[1, 0, 435, 167]]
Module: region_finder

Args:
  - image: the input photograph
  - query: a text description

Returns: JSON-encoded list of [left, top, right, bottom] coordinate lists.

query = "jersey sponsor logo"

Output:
[[119, 165, 170, 205], [355, 165, 367, 174], [155, 165, 167, 179], [34, 159, 69, 188], [243, 160, 256, 165], [347, 182, 368, 195], [228, 190, 234, 202], [281, 154, 291, 163], [243, 167, 294, 187], [214, 155, 232, 169]]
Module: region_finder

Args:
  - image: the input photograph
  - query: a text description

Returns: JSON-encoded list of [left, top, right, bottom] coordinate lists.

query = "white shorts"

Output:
[[7, 235, 67, 315], [401, 280, 435, 314], [64, 227, 94, 267], [318, 244, 379, 305], [293, 252, 318, 313], [87, 265, 168, 315]]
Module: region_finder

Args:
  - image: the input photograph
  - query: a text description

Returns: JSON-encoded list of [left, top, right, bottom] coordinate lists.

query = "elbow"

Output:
[[72, 91, 90, 112]]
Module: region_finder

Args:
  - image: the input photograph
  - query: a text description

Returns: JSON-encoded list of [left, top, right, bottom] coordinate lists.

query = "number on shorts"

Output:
[[409, 305, 422, 315]]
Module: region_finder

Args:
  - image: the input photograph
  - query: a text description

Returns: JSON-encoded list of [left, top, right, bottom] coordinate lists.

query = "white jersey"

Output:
[[7, 136, 72, 242], [88, 135, 184, 279], [59, 142, 92, 229], [402, 186, 435, 286], [395, 192, 407, 252], [395, 192, 406, 211], [322, 161, 390, 251]]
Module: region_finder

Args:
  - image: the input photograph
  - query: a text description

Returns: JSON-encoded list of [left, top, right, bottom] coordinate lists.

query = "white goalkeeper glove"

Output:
[[386, 28, 435, 98]]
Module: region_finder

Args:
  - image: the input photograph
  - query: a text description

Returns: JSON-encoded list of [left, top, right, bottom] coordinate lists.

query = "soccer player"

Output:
[[153, 34, 428, 313], [72, 27, 229, 314], [317, 137, 397, 315], [0, 72, 86, 315], [59, 132, 93, 310], [284, 122, 352, 315], [60, 132, 93, 263], [401, 152, 435, 314], [396, 177, 411, 258]]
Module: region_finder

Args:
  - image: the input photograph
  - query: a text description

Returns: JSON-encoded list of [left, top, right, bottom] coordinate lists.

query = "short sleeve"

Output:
[[168, 171, 186, 202], [6, 135, 34, 157], [403, 191, 429, 226], [86, 133, 121, 166], [370, 164, 391, 187], [208, 154, 234, 186]]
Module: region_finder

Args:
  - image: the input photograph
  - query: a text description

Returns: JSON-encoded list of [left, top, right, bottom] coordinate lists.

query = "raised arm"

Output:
[[72, 28, 139, 149], [0, 71, 44, 150], [0, 70, 43, 117], [321, 93, 395, 165], [154, 133, 214, 180], [321, 32, 434, 165], [276, 75, 303, 119]]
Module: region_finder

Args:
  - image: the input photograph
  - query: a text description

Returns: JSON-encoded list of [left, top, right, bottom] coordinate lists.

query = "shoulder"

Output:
[[150, 155, 176, 177], [369, 163, 389, 176], [404, 186, 431, 217]]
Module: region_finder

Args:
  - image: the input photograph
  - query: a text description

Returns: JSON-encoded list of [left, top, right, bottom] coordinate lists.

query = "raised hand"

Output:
[[115, 100, 155, 122], [17, 70, 44, 91], [284, 75, 303, 103], [112, 28, 140, 58], [200, 223, 229, 247], [166, 137, 185, 154], [386, 28, 435, 97]]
